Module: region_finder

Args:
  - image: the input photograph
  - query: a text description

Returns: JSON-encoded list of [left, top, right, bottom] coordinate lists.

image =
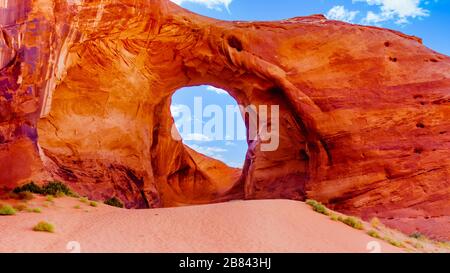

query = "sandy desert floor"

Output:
[[0, 196, 447, 253]]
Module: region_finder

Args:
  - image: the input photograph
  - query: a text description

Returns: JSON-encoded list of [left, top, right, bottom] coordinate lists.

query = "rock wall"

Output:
[[0, 0, 449, 239]]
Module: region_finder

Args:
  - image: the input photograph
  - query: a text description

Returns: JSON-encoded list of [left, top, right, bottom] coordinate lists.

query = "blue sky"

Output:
[[171, 0, 450, 168], [171, 86, 248, 168]]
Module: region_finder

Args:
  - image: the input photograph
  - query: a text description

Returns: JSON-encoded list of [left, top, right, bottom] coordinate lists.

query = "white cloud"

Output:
[[205, 146, 227, 153], [364, 10, 386, 24], [170, 104, 186, 116], [353, 0, 430, 25], [326, 6, 360, 23], [227, 161, 243, 168], [171, 0, 232, 12], [206, 86, 228, 95], [187, 144, 227, 158], [184, 133, 213, 141]]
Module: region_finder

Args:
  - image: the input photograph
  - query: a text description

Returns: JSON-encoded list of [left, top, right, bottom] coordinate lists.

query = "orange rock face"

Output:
[[1, 0, 449, 239]]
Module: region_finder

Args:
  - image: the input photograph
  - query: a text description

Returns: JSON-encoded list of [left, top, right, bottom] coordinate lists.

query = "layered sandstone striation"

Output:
[[0, 0, 449, 239]]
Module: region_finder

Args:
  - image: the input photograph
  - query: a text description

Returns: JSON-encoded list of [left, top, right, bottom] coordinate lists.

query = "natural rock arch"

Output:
[[0, 0, 449, 239], [34, 0, 320, 209]]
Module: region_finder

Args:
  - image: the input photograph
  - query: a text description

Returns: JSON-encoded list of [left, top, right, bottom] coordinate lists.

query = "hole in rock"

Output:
[[389, 57, 398, 62], [416, 122, 426, 129], [227, 36, 243, 52], [171, 85, 248, 168], [299, 149, 310, 161]]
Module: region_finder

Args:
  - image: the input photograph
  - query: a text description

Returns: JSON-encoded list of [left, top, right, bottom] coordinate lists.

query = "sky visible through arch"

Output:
[[171, 86, 248, 168], [170, 0, 450, 167]]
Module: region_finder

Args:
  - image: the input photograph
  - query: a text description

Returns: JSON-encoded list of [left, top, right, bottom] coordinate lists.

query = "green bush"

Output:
[[13, 181, 77, 197], [330, 214, 339, 221], [42, 181, 76, 197], [79, 197, 88, 203], [27, 208, 42, 213], [104, 197, 124, 208], [437, 241, 450, 249], [385, 237, 404, 248], [33, 221, 55, 233], [0, 205, 17, 215], [13, 182, 43, 194], [370, 217, 381, 228], [306, 199, 329, 215], [367, 230, 381, 239], [341, 216, 364, 230], [55, 191, 66, 198], [89, 201, 98, 207]]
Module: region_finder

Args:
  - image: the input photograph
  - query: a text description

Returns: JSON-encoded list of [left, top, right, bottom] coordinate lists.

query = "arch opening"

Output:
[[170, 85, 248, 169]]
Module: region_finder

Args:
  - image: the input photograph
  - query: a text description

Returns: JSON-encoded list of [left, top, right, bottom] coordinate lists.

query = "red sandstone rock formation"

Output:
[[1, 0, 449, 239]]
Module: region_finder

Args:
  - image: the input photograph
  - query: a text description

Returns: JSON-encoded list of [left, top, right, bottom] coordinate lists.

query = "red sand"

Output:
[[0, 198, 402, 253]]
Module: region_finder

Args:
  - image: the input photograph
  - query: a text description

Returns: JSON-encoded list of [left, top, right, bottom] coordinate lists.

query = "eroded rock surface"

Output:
[[0, 0, 449, 239]]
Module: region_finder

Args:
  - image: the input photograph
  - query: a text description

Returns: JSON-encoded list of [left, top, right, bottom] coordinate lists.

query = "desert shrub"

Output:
[[405, 240, 424, 249], [385, 237, 404, 248], [13, 182, 43, 194], [370, 217, 381, 228], [13, 181, 77, 197], [42, 181, 75, 197], [79, 197, 88, 203], [46, 195, 55, 202], [89, 201, 98, 207], [437, 241, 450, 249], [73, 205, 81, 209], [414, 242, 424, 249], [104, 197, 124, 208], [330, 214, 339, 221], [27, 208, 42, 213], [55, 191, 66, 198], [341, 216, 364, 230], [0, 205, 17, 215], [33, 221, 54, 233], [367, 230, 381, 239], [306, 199, 329, 215]]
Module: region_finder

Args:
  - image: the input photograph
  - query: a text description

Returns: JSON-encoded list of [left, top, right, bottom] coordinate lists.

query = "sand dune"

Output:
[[0, 197, 405, 253]]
